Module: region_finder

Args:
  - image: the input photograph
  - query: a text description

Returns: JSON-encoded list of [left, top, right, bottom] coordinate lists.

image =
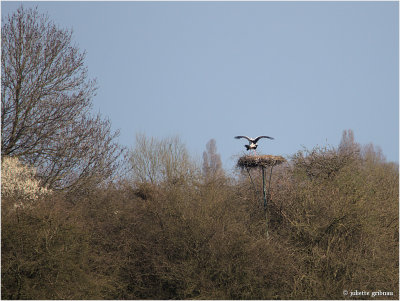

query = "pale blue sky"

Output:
[[2, 1, 399, 168]]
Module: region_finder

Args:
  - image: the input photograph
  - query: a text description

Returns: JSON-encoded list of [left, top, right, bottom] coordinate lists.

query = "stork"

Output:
[[235, 135, 274, 155]]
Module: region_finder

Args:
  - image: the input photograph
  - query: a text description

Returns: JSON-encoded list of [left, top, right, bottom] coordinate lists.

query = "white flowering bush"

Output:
[[1, 156, 50, 206]]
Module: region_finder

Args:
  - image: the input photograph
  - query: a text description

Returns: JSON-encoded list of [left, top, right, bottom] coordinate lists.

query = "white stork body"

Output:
[[235, 135, 274, 154]]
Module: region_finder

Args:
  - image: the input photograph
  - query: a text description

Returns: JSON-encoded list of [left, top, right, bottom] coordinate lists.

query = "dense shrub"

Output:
[[1, 194, 101, 299], [270, 142, 398, 299], [1, 133, 398, 299]]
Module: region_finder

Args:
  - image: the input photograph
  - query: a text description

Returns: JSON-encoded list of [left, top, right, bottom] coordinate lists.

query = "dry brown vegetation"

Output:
[[1, 131, 398, 300], [1, 7, 398, 300]]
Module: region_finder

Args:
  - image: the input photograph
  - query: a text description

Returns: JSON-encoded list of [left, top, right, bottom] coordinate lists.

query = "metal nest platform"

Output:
[[237, 154, 286, 169]]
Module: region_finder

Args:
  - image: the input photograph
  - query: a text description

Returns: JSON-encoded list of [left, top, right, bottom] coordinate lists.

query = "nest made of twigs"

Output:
[[237, 155, 286, 169]]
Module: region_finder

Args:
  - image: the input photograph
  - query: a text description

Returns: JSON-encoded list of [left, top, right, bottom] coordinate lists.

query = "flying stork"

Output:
[[235, 135, 274, 154]]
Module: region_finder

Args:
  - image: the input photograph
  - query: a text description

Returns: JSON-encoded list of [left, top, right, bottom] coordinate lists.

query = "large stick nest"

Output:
[[237, 155, 286, 169]]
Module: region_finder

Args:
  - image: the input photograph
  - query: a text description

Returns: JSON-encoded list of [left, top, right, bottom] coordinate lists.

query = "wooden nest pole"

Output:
[[237, 155, 286, 237]]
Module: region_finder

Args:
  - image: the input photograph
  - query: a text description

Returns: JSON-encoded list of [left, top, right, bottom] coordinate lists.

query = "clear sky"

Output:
[[2, 1, 399, 169]]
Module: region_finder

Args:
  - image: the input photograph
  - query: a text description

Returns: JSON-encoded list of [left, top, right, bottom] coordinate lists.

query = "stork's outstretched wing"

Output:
[[253, 136, 274, 142], [234, 136, 252, 142], [235, 136, 251, 141]]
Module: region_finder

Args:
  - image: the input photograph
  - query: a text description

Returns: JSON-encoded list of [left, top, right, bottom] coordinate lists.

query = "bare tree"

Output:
[[130, 133, 197, 185], [202, 138, 223, 180], [1, 6, 123, 190], [338, 129, 360, 156]]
